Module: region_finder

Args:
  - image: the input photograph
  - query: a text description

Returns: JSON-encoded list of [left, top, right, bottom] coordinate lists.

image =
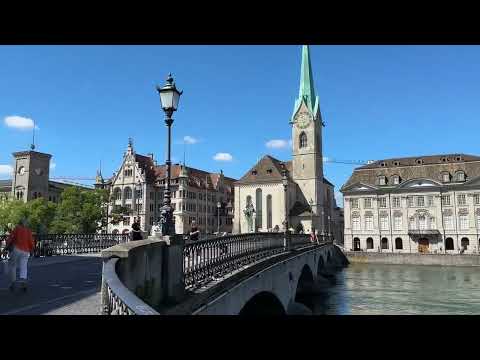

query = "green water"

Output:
[[311, 263, 480, 315]]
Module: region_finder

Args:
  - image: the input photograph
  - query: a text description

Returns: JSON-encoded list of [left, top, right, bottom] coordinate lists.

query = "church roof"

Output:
[[289, 201, 313, 217], [236, 155, 292, 185]]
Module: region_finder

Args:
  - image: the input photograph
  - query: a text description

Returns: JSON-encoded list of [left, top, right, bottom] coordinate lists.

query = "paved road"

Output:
[[0, 255, 102, 315]]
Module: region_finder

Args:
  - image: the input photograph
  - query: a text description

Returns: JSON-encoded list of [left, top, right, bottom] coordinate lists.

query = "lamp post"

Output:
[[156, 73, 183, 236], [217, 201, 221, 234], [281, 165, 290, 251]]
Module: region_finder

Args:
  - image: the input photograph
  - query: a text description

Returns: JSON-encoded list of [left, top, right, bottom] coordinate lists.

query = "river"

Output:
[[309, 263, 480, 315]]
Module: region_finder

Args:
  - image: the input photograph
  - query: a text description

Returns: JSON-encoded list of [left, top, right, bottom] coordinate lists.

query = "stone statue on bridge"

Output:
[[243, 203, 256, 233], [150, 222, 162, 237]]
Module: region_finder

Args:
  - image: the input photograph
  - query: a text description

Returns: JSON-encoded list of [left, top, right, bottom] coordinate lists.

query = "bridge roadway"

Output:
[[0, 255, 103, 315]]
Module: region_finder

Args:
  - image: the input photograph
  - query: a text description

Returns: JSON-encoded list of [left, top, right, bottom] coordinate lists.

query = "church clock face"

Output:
[[296, 111, 311, 129]]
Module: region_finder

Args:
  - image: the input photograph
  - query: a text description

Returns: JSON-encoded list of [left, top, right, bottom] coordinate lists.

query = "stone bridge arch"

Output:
[[239, 291, 286, 316]]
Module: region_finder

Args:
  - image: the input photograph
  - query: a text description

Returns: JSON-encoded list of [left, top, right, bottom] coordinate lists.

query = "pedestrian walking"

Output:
[[189, 221, 200, 241], [310, 228, 318, 244], [2, 218, 36, 292], [131, 218, 143, 241]]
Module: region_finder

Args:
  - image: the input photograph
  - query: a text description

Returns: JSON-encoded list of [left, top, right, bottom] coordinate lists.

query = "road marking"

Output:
[[1, 288, 100, 315]]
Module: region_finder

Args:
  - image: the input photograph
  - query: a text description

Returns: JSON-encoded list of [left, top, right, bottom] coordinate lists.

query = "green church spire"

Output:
[[299, 45, 316, 111], [291, 45, 320, 122]]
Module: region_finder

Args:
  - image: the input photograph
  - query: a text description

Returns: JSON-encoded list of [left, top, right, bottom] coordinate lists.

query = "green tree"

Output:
[[0, 198, 56, 234], [51, 187, 109, 234]]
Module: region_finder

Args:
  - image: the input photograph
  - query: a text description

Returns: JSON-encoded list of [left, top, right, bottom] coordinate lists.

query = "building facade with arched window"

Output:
[[342, 153, 480, 254], [232, 46, 344, 244]]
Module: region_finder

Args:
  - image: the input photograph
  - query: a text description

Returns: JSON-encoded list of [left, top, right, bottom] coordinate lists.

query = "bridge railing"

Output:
[[102, 256, 159, 315], [0, 233, 129, 257], [101, 232, 330, 315], [183, 232, 318, 288]]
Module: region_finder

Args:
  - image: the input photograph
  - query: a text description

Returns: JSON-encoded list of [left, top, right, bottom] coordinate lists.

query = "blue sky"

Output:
[[1, 45, 480, 206]]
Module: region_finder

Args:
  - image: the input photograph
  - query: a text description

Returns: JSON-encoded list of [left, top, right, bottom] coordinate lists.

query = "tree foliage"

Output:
[[0, 198, 56, 234], [50, 187, 109, 234]]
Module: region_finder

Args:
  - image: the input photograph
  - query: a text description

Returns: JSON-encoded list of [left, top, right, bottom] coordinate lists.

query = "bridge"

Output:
[[101, 233, 349, 315]]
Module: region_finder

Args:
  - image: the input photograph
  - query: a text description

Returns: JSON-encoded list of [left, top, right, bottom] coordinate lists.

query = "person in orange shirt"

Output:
[[3, 218, 36, 292]]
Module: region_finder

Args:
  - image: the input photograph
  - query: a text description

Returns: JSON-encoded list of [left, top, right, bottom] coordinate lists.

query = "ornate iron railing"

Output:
[[0, 233, 129, 256], [102, 257, 159, 315], [183, 232, 316, 288]]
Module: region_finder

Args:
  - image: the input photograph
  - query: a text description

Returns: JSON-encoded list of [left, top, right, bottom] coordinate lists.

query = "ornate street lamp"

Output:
[[156, 73, 183, 236], [281, 164, 290, 251], [217, 201, 221, 234]]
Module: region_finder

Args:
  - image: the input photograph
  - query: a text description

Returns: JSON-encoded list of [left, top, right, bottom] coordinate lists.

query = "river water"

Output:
[[310, 263, 480, 315]]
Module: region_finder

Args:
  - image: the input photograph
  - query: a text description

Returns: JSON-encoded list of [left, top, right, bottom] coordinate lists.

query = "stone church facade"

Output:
[[233, 45, 343, 241], [342, 154, 480, 254]]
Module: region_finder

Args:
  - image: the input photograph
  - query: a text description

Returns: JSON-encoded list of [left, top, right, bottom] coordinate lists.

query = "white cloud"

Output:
[[213, 153, 233, 162], [50, 162, 56, 170], [183, 136, 198, 145], [4, 115, 38, 130], [266, 139, 289, 149], [0, 165, 13, 177]]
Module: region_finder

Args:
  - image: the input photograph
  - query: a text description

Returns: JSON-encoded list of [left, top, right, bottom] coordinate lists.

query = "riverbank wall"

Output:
[[345, 251, 480, 267]]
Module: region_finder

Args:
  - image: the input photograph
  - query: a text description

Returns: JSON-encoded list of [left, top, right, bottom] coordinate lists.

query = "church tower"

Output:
[[290, 45, 325, 230]]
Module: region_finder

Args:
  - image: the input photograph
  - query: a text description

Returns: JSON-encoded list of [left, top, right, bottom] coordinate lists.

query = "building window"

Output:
[[378, 198, 387, 208], [351, 198, 359, 209], [459, 214, 469, 230], [266, 195, 272, 229], [149, 204, 154, 212], [444, 214, 454, 230], [366, 238, 374, 249], [392, 175, 400, 185], [416, 196, 424, 207], [409, 217, 416, 230], [392, 197, 400, 208], [255, 188, 263, 229], [456, 171, 465, 182], [364, 198, 372, 209], [395, 237, 403, 250], [442, 172, 450, 183], [394, 215, 402, 230], [124, 187, 132, 200], [299, 132, 307, 148], [427, 195, 434, 207], [380, 215, 389, 230], [474, 194, 480, 205], [407, 196, 414, 207], [418, 215, 427, 230], [377, 176, 386, 186], [123, 217, 130, 226], [365, 215, 373, 230], [381, 238, 389, 249], [150, 192, 154, 200], [352, 216, 361, 231], [461, 237, 469, 250], [457, 194, 466, 206], [445, 237, 454, 250], [441, 195, 451, 206]]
